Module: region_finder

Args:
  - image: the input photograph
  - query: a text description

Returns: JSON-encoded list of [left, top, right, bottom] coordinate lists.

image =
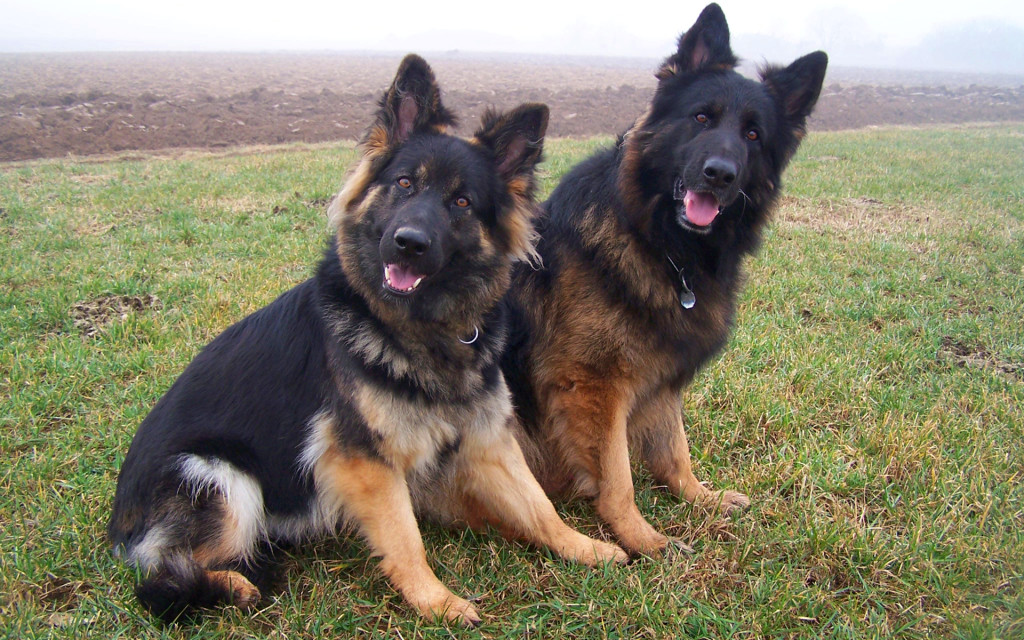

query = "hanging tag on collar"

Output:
[[679, 274, 696, 309]]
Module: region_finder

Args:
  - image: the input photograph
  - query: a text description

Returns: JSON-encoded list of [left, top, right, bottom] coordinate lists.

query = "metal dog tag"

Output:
[[679, 274, 696, 309]]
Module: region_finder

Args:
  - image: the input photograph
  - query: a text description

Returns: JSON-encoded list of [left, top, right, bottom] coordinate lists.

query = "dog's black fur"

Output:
[[108, 54, 625, 626], [502, 4, 828, 555]]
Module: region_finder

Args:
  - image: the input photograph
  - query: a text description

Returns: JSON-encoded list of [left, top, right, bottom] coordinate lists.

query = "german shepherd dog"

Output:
[[108, 54, 626, 626], [502, 4, 828, 556]]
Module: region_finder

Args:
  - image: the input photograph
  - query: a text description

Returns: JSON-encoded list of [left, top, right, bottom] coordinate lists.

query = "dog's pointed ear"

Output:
[[364, 54, 457, 156], [473, 103, 549, 264], [761, 51, 829, 127], [473, 103, 549, 186], [331, 54, 456, 229], [657, 3, 737, 80]]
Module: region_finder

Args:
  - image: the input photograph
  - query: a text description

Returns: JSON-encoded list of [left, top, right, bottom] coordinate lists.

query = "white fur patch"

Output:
[[120, 524, 171, 571], [271, 411, 350, 541], [178, 454, 267, 562], [297, 411, 335, 478]]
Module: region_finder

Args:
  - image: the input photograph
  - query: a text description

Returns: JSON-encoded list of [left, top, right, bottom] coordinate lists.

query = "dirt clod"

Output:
[[71, 293, 162, 337]]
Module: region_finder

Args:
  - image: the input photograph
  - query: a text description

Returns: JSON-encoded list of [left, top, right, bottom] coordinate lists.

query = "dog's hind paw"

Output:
[[209, 570, 261, 610]]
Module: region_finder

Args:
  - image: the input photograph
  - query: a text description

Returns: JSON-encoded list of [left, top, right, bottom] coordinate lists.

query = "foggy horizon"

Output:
[[3, 1, 1024, 76]]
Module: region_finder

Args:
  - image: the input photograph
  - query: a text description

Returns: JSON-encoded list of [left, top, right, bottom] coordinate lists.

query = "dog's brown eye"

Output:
[[746, 129, 759, 141], [454, 196, 470, 209], [695, 113, 709, 124], [397, 177, 412, 189]]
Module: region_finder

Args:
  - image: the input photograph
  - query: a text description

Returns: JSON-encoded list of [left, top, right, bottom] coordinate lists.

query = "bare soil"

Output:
[[2, 52, 1023, 162]]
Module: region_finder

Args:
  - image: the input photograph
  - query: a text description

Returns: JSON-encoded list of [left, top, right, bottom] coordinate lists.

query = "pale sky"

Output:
[[2, 0, 1023, 73]]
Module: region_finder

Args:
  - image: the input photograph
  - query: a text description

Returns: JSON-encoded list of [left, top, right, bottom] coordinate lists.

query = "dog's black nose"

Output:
[[703, 157, 737, 188], [394, 227, 431, 257]]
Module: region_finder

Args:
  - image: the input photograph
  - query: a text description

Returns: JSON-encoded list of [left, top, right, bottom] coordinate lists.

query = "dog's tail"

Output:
[[135, 552, 262, 622]]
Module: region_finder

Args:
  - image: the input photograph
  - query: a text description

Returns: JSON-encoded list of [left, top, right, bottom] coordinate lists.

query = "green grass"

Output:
[[2, 125, 1022, 639]]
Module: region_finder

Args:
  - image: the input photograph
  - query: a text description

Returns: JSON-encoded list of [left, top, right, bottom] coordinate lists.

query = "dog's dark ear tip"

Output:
[[396, 53, 432, 76], [667, 2, 736, 75], [399, 52, 428, 65], [802, 51, 829, 71], [392, 54, 438, 95], [693, 3, 730, 40], [521, 102, 550, 116], [519, 103, 551, 135], [699, 3, 726, 23]]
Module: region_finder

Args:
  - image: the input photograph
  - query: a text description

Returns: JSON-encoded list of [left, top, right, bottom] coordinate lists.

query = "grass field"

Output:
[[2, 124, 1022, 639]]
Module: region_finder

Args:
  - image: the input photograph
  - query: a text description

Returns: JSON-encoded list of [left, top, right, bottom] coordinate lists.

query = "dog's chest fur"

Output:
[[352, 382, 511, 473], [549, 217, 737, 394]]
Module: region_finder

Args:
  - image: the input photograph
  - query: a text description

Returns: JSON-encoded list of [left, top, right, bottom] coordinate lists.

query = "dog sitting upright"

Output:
[[108, 54, 626, 626], [502, 5, 828, 555]]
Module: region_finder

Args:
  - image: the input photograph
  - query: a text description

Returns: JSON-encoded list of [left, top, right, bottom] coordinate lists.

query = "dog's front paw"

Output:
[[706, 489, 750, 515], [404, 582, 482, 627], [589, 539, 630, 566], [438, 596, 482, 628], [625, 535, 694, 561], [557, 532, 630, 566]]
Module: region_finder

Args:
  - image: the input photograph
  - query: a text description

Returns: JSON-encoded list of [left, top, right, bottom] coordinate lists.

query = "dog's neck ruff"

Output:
[[666, 254, 696, 309]]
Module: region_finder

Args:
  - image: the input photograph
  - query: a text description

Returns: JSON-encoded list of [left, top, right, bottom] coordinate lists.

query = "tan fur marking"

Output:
[[329, 160, 375, 229], [192, 526, 243, 568], [594, 411, 669, 555], [365, 124, 391, 158], [500, 196, 541, 265], [655, 62, 679, 80], [505, 175, 531, 197], [353, 385, 460, 472], [474, 223, 500, 266], [206, 570, 261, 609], [315, 446, 480, 625]]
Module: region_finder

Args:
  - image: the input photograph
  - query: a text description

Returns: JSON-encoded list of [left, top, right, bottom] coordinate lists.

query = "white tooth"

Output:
[[413, 277, 423, 289]]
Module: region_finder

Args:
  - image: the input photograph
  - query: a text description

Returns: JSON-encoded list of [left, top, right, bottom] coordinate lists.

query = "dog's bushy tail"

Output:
[[135, 552, 246, 622]]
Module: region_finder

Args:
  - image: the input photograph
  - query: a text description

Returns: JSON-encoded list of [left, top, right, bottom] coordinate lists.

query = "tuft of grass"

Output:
[[2, 125, 1022, 639]]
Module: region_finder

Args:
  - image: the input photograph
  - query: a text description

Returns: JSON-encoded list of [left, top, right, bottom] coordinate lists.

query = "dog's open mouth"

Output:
[[383, 263, 426, 295], [673, 177, 721, 228]]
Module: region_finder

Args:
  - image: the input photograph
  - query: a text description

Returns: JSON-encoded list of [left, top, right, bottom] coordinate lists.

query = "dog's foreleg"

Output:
[[455, 423, 628, 566], [592, 406, 678, 555], [640, 389, 750, 515], [544, 381, 674, 555], [316, 447, 482, 626]]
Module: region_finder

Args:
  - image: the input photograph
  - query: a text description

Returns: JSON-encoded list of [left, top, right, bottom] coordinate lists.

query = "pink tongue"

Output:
[[684, 190, 720, 226], [386, 264, 421, 290]]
